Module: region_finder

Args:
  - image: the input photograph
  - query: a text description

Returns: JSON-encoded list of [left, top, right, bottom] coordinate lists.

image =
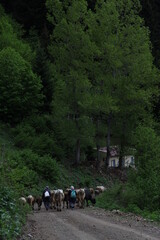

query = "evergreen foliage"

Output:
[[46, 0, 96, 163], [0, 47, 43, 123]]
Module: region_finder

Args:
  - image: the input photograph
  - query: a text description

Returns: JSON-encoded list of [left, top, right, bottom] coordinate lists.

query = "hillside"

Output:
[[0, 122, 111, 239]]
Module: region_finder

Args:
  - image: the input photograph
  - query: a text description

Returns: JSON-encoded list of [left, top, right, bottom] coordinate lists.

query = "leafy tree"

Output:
[[128, 125, 160, 210], [0, 47, 43, 123]]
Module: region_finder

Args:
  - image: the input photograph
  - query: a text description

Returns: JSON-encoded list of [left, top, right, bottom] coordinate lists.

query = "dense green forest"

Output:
[[0, 0, 160, 239]]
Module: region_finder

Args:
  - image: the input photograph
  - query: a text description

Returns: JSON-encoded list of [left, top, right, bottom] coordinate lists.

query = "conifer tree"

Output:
[[46, 0, 159, 167], [89, 0, 158, 168], [46, 0, 95, 164]]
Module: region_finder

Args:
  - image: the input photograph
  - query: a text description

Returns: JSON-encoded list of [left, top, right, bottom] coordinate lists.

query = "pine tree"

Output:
[[87, 0, 159, 168], [46, 0, 95, 164]]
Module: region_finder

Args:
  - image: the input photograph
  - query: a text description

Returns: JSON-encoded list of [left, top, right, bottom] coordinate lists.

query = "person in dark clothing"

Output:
[[42, 186, 51, 210], [69, 186, 76, 209]]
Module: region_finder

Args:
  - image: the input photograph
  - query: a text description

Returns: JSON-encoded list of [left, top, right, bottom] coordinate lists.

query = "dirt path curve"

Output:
[[18, 206, 160, 240]]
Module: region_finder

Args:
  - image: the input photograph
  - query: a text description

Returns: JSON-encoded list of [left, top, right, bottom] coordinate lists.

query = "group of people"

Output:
[[42, 186, 76, 210]]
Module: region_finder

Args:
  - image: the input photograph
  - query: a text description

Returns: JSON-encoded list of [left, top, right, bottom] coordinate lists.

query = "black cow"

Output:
[[85, 188, 96, 207]]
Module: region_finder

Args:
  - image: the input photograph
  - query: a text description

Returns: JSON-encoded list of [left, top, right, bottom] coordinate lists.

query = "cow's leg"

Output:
[[32, 201, 35, 210], [38, 201, 42, 210], [86, 199, 89, 207], [56, 202, 59, 211], [82, 199, 85, 209]]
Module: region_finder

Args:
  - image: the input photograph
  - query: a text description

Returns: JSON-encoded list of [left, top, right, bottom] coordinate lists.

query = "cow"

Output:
[[26, 195, 42, 210], [85, 188, 96, 207], [55, 189, 64, 211], [19, 197, 27, 205], [34, 196, 42, 210], [50, 190, 56, 209], [63, 188, 70, 209], [96, 186, 106, 193], [26, 195, 35, 210], [76, 188, 85, 208]]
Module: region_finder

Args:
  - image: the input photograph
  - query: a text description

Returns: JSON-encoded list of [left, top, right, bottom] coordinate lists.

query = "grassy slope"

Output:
[[0, 122, 110, 193]]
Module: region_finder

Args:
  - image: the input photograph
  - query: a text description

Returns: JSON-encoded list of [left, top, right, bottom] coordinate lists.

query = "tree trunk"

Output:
[[119, 144, 124, 169], [96, 144, 100, 170], [106, 114, 111, 168], [119, 121, 125, 169], [75, 139, 80, 165], [95, 119, 100, 170]]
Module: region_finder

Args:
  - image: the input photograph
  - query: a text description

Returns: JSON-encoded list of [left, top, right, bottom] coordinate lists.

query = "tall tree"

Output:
[[87, 0, 159, 168], [0, 47, 43, 123], [46, 0, 95, 164], [0, 9, 43, 123]]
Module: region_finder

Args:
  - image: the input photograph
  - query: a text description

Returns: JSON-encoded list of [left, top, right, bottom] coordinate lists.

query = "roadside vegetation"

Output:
[[96, 126, 160, 222], [0, 123, 109, 239]]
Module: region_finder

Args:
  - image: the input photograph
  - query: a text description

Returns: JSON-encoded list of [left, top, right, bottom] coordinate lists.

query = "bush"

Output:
[[119, 183, 144, 208], [0, 186, 29, 240], [8, 166, 39, 195], [8, 149, 60, 183], [95, 183, 123, 210], [126, 204, 142, 215], [13, 121, 58, 156]]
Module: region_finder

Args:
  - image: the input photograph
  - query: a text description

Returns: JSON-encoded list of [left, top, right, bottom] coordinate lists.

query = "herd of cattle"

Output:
[[19, 186, 106, 211]]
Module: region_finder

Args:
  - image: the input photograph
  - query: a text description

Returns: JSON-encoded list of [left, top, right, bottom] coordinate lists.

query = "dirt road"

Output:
[[19, 206, 160, 240]]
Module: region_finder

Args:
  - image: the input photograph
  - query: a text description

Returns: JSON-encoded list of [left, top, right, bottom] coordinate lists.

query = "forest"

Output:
[[0, 0, 160, 239]]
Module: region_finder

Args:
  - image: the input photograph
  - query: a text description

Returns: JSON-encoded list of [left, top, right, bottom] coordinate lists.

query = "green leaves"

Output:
[[47, 0, 96, 162], [46, 0, 159, 164], [0, 47, 43, 123], [0, 186, 27, 240]]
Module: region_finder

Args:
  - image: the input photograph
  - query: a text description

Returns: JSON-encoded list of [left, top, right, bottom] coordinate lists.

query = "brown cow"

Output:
[[63, 188, 70, 209], [76, 188, 85, 208], [55, 189, 64, 211], [34, 196, 42, 210], [50, 190, 56, 209], [26, 195, 42, 210]]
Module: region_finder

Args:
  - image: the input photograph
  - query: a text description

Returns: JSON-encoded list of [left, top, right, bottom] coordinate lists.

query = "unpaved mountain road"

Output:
[[18, 206, 160, 240]]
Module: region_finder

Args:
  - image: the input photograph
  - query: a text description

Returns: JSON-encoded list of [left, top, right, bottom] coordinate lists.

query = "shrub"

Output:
[[126, 204, 142, 215], [0, 186, 29, 240], [13, 121, 57, 156], [8, 149, 60, 183], [95, 183, 123, 210], [8, 166, 39, 195]]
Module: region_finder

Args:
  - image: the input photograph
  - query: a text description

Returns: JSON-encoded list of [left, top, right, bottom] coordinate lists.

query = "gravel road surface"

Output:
[[18, 205, 160, 240]]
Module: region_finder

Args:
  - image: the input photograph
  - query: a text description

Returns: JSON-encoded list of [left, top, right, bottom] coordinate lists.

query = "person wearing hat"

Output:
[[42, 186, 51, 210], [69, 186, 76, 209]]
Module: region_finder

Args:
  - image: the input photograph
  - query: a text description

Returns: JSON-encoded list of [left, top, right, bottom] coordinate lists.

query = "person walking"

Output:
[[69, 186, 76, 209], [42, 186, 51, 210]]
